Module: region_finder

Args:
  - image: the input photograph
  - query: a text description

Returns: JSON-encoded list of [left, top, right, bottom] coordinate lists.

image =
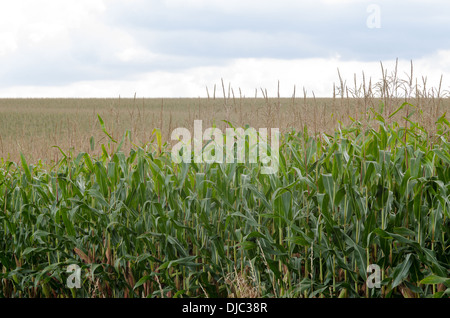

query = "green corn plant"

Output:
[[0, 104, 449, 298]]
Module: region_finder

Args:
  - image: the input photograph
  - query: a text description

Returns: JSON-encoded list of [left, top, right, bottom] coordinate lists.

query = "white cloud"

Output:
[[0, 32, 18, 56], [115, 48, 160, 63], [0, 1, 106, 40], [0, 0, 449, 97], [1, 51, 448, 98]]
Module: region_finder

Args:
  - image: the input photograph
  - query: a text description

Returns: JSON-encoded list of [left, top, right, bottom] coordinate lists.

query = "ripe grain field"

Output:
[[1, 72, 449, 298], [2, 95, 450, 164]]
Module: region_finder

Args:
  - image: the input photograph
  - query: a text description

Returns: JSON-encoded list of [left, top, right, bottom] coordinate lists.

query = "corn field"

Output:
[[0, 103, 449, 298]]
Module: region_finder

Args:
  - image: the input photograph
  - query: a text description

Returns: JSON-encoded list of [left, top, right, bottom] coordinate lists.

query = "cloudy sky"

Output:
[[0, 0, 449, 97]]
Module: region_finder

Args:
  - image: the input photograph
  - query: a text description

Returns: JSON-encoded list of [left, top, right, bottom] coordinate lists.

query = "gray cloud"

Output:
[[1, 0, 449, 88], [106, 0, 450, 61]]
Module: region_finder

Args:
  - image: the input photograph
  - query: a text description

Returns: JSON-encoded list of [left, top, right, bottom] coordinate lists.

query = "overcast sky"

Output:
[[0, 0, 449, 97]]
